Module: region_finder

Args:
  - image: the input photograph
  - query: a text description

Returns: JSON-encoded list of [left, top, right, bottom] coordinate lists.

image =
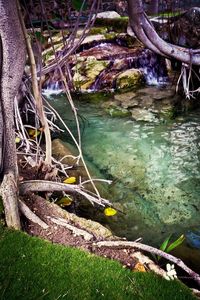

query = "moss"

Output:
[[74, 91, 111, 104], [89, 27, 108, 35], [94, 17, 129, 33], [0, 223, 195, 300], [116, 69, 144, 90], [104, 32, 118, 40]]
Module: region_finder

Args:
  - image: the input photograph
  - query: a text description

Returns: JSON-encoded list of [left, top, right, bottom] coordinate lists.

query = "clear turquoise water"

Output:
[[47, 91, 200, 247]]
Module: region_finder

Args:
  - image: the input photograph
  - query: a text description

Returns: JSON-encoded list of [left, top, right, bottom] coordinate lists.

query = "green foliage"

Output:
[[0, 224, 195, 300], [72, 0, 87, 11], [158, 235, 185, 260]]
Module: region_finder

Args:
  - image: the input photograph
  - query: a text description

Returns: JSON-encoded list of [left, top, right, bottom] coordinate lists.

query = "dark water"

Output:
[[45, 88, 200, 269]]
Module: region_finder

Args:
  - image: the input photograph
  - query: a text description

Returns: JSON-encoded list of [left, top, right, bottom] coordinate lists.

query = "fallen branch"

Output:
[[19, 199, 49, 229], [93, 240, 200, 286], [49, 217, 93, 241], [19, 180, 111, 207]]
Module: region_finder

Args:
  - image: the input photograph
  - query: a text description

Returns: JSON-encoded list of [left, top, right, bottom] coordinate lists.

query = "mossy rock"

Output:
[[72, 57, 109, 91], [75, 91, 112, 104], [116, 69, 144, 90], [89, 27, 108, 35], [94, 17, 129, 33]]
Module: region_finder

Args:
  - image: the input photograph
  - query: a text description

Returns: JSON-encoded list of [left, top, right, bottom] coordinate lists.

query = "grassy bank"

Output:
[[0, 208, 196, 299]]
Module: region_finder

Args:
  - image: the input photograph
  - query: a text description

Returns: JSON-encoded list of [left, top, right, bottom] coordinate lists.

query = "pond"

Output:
[[45, 86, 200, 265]]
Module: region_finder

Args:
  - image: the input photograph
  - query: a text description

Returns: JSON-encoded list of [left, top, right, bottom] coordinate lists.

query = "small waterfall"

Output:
[[135, 49, 168, 85], [42, 81, 63, 95]]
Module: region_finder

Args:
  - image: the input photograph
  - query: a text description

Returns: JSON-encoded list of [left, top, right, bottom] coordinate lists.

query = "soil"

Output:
[[22, 193, 138, 269]]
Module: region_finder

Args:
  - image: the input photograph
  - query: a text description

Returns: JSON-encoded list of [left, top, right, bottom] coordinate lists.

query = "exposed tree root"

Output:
[[0, 172, 21, 230], [19, 180, 111, 207], [93, 240, 200, 286], [19, 199, 48, 229], [49, 216, 93, 241]]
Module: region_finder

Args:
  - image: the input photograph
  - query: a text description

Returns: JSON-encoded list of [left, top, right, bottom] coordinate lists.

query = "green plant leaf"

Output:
[[72, 0, 87, 11], [166, 235, 185, 253], [159, 235, 172, 252]]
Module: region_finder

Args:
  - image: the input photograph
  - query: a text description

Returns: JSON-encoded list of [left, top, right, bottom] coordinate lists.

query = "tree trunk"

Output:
[[127, 0, 200, 65], [0, 0, 26, 229]]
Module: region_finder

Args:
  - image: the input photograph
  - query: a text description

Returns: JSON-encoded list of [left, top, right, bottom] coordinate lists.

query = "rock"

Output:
[[139, 95, 154, 108], [89, 27, 108, 35], [114, 92, 138, 109], [114, 91, 137, 102], [52, 139, 78, 166], [82, 34, 106, 45], [72, 57, 109, 90], [131, 108, 158, 122], [106, 106, 131, 118], [95, 11, 121, 19], [116, 69, 144, 90]]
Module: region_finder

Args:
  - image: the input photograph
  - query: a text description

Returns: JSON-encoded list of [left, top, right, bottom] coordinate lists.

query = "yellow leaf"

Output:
[[15, 137, 21, 143], [133, 262, 146, 272], [33, 130, 41, 138], [104, 207, 117, 217], [28, 128, 41, 138], [27, 128, 36, 136], [56, 196, 73, 207], [63, 177, 76, 184]]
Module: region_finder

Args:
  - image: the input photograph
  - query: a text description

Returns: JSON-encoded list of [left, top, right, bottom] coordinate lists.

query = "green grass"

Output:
[[0, 209, 195, 299]]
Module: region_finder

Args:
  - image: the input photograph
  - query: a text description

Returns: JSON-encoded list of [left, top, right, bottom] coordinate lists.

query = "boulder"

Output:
[[131, 108, 158, 122], [116, 69, 144, 90], [72, 57, 109, 90], [95, 11, 121, 19]]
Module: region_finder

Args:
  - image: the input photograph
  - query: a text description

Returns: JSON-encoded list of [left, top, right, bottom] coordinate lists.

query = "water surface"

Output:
[[47, 89, 200, 248]]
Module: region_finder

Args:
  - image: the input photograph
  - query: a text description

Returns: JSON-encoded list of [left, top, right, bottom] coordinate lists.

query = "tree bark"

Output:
[[0, 0, 26, 229]]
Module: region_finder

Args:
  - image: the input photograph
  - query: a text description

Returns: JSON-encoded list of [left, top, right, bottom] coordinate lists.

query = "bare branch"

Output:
[[93, 240, 200, 286]]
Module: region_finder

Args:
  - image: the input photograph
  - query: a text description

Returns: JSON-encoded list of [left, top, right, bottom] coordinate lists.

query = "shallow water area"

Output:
[[46, 87, 200, 254]]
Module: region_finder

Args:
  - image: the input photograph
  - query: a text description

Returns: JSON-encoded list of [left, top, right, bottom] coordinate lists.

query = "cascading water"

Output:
[[44, 40, 168, 93]]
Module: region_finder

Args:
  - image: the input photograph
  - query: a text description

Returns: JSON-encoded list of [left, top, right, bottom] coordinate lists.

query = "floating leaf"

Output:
[[56, 196, 73, 207], [166, 235, 185, 253], [15, 137, 21, 143], [104, 207, 117, 217], [63, 177, 76, 184]]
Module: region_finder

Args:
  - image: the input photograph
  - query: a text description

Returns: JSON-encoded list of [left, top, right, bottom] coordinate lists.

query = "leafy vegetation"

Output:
[[158, 234, 185, 260], [0, 216, 195, 300]]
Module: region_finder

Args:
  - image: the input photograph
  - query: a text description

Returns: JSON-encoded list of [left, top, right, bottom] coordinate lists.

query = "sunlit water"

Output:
[[47, 91, 200, 249]]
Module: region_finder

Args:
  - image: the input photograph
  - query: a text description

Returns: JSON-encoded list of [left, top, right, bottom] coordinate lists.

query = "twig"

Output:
[[93, 240, 200, 286], [17, 0, 52, 164]]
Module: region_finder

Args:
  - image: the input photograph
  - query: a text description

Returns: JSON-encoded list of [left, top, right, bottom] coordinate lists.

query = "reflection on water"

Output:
[[47, 91, 200, 248]]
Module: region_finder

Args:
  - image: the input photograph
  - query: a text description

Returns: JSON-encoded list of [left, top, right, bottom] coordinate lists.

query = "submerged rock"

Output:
[[116, 68, 144, 90], [131, 108, 158, 122]]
